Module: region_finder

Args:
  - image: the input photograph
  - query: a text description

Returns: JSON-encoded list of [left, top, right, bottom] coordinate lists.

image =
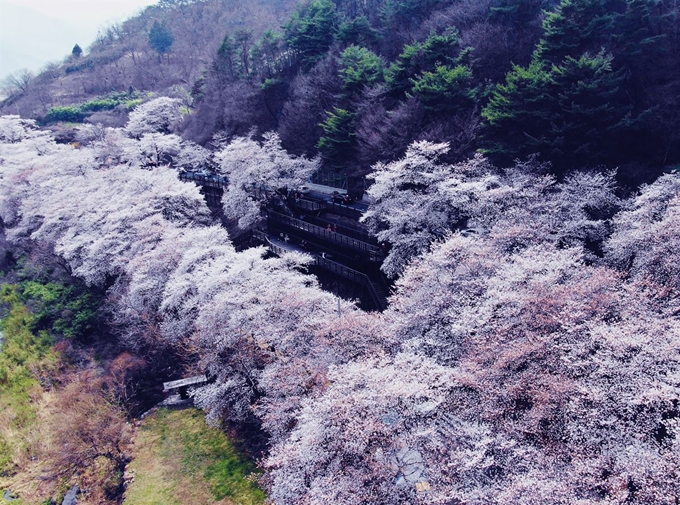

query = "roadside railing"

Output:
[[268, 212, 381, 257]]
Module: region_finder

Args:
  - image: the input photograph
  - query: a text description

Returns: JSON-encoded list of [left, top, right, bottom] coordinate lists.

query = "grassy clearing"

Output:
[[0, 279, 97, 479], [0, 285, 57, 475], [0, 282, 123, 505], [0, 285, 60, 504], [124, 408, 266, 505]]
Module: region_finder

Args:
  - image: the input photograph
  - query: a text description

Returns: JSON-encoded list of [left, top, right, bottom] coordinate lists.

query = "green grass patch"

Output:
[[125, 408, 266, 505], [0, 284, 58, 475]]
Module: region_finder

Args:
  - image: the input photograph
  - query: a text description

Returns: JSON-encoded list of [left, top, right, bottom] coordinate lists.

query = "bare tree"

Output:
[[1, 69, 34, 99]]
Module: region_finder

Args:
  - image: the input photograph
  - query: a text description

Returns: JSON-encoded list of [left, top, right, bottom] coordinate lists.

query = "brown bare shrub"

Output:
[[43, 371, 132, 503]]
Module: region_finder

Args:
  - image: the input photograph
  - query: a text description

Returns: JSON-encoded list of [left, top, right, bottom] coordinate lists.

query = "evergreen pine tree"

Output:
[[317, 107, 356, 167], [547, 52, 630, 164], [482, 0, 678, 171], [410, 64, 475, 111], [482, 52, 632, 168], [481, 59, 555, 162], [149, 21, 174, 61], [214, 34, 237, 80], [337, 16, 379, 47], [252, 29, 284, 77], [284, 0, 338, 70], [385, 29, 468, 96], [339, 45, 384, 93], [534, 0, 619, 65]]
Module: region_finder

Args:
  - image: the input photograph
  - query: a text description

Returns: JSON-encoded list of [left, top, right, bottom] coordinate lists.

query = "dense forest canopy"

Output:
[[1, 0, 679, 503], [1, 105, 678, 502], [2, 0, 678, 187]]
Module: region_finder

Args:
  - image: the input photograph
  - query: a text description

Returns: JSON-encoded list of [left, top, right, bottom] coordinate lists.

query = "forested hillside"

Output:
[[3, 0, 678, 186], [1, 0, 679, 504]]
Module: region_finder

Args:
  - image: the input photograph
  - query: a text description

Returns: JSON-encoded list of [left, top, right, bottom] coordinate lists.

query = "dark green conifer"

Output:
[[481, 59, 554, 161], [548, 52, 630, 163], [214, 34, 237, 80], [385, 29, 468, 96], [149, 21, 174, 60], [317, 107, 356, 167], [339, 45, 384, 93], [410, 64, 475, 111], [284, 0, 338, 70]]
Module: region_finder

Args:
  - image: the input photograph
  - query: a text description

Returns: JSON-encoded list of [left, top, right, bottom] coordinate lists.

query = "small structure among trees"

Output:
[[163, 375, 208, 400]]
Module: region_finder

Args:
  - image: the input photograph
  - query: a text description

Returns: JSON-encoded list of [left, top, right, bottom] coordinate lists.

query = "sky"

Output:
[[0, 0, 158, 80], [4, 0, 157, 23]]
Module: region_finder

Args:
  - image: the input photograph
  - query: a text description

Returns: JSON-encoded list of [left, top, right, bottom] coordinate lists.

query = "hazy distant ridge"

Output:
[[0, 0, 96, 78]]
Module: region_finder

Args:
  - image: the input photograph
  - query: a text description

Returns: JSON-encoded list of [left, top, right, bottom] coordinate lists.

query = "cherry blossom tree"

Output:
[[26, 166, 211, 286], [77, 124, 210, 171], [125, 97, 185, 138], [363, 142, 621, 278], [465, 167, 620, 261], [0, 115, 64, 228], [181, 245, 358, 423], [2, 110, 677, 505], [0, 117, 212, 286], [255, 307, 390, 445], [0, 115, 46, 144], [605, 174, 680, 305], [106, 220, 197, 350], [215, 132, 319, 228], [382, 229, 679, 503], [264, 353, 455, 505], [362, 142, 498, 278]]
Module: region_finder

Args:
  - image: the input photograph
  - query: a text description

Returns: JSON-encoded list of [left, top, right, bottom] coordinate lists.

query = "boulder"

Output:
[[62, 484, 79, 505]]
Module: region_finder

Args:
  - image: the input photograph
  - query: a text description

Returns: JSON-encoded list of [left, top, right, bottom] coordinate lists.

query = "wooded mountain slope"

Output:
[[1, 0, 679, 503], [2, 0, 678, 187], [1, 105, 678, 503]]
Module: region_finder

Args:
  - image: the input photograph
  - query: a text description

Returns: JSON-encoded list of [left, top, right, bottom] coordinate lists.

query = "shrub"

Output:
[[20, 281, 100, 340], [44, 106, 85, 123], [44, 91, 142, 124]]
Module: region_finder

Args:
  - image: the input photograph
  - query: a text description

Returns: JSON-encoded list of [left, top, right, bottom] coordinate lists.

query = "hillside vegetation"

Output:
[[1, 97, 678, 502], [0, 271, 265, 504], [0, 282, 129, 504], [0, 0, 679, 504], [2, 0, 678, 187], [124, 408, 265, 505]]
